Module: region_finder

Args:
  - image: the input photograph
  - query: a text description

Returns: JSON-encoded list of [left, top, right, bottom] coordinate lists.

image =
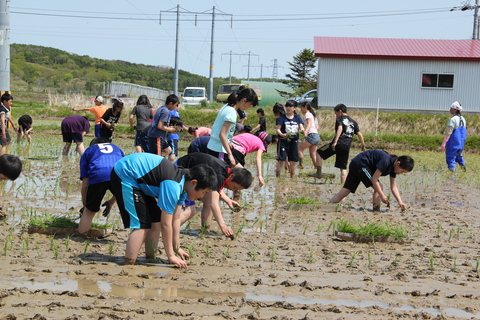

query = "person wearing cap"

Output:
[[440, 101, 467, 171], [99, 98, 124, 142], [72, 96, 108, 138], [207, 87, 258, 167]]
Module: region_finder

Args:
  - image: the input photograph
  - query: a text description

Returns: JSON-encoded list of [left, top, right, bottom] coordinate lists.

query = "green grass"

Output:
[[333, 218, 409, 240], [286, 196, 320, 205], [28, 214, 110, 230]]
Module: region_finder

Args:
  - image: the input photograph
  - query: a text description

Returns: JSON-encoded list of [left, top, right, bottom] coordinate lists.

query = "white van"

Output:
[[182, 87, 207, 106]]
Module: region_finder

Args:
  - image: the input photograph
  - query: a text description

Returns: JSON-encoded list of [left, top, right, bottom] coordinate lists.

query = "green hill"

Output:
[[9, 43, 248, 95]]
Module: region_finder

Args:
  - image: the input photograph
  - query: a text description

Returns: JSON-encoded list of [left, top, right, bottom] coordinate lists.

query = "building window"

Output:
[[422, 74, 454, 88]]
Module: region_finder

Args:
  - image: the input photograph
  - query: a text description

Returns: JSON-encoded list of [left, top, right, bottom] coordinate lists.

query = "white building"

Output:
[[314, 37, 480, 113]]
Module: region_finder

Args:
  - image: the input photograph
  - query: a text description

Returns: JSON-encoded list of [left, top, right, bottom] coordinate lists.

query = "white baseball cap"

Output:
[[91, 96, 104, 103], [451, 101, 462, 110]]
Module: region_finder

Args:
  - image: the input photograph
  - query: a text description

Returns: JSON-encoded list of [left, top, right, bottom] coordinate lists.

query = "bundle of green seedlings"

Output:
[[28, 214, 109, 230], [332, 218, 409, 240]]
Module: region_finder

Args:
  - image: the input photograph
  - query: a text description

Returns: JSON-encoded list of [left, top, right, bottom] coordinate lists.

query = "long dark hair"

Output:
[[227, 88, 258, 107], [136, 95, 152, 108], [300, 101, 316, 118]]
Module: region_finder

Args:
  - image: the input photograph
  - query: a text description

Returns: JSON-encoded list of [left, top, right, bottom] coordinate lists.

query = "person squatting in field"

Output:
[[330, 149, 414, 212]]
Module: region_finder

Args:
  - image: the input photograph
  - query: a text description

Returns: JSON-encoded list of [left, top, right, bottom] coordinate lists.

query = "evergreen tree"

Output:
[[278, 48, 317, 98]]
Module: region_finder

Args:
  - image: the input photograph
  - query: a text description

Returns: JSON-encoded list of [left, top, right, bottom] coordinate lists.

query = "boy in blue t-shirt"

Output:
[[147, 94, 180, 156], [78, 138, 124, 234], [110, 152, 217, 267], [275, 100, 304, 178]]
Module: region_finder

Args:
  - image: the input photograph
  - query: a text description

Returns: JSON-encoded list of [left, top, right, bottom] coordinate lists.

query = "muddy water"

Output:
[[1, 136, 480, 319]]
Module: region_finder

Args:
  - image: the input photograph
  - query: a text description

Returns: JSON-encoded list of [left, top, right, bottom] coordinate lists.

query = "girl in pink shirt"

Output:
[[230, 132, 271, 186], [188, 126, 211, 138]]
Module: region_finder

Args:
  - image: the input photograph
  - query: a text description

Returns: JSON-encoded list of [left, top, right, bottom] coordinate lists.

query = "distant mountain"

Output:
[[10, 43, 241, 95]]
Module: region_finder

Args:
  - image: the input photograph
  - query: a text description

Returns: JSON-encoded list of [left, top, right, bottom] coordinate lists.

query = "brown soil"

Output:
[[0, 168, 479, 319]]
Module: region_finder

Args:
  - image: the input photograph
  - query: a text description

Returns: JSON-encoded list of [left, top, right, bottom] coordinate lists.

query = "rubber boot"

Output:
[[308, 166, 324, 178]]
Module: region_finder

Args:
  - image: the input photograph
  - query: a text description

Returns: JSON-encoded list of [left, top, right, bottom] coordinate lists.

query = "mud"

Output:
[[0, 140, 479, 320]]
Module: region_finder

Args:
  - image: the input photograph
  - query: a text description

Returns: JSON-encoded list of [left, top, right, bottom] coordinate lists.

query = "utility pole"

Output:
[[221, 51, 255, 83], [174, 5, 179, 95], [451, 0, 480, 40], [160, 5, 232, 99], [0, 0, 10, 93], [208, 6, 215, 102]]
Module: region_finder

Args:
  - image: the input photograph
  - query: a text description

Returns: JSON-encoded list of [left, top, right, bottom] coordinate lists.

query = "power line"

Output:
[[10, 7, 455, 22]]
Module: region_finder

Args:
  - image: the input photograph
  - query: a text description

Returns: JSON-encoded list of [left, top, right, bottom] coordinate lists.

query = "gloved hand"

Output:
[[102, 201, 112, 217]]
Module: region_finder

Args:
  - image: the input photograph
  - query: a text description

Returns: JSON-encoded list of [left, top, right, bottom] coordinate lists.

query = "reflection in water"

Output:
[[246, 293, 480, 319]]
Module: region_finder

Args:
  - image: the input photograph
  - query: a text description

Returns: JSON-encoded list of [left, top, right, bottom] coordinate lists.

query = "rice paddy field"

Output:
[[0, 132, 479, 319]]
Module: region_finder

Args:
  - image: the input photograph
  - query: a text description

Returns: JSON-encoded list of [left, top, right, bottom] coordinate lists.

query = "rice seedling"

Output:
[[205, 245, 211, 258], [83, 240, 91, 254], [34, 241, 40, 258], [303, 222, 309, 235], [456, 226, 461, 239], [250, 247, 257, 261], [392, 255, 401, 267], [21, 236, 29, 256], [348, 251, 359, 267], [64, 235, 71, 252], [183, 219, 193, 231], [416, 220, 422, 237], [307, 250, 314, 264], [316, 224, 326, 233], [259, 219, 264, 233], [49, 235, 56, 251], [334, 218, 408, 240], [3, 234, 12, 256], [52, 242, 59, 259], [146, 242, 156, 260], [448, 229, 454, 242], [475, 257, 480, 273], [274, 221, 278, 233], [199, 223, 208, 238], [452, 257, 457, 272], [270, 248, 276, 263], [108, 241, 115, 255], [436, 221, 442, 237], [367, 251, 372, 268], [224, 245, 231, 259], [429, 252, 435, 271], [187, 243, 194, 262]]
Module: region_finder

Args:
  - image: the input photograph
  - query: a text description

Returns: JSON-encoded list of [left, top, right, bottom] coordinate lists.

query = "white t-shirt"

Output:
[[304, 112, 318, 134]]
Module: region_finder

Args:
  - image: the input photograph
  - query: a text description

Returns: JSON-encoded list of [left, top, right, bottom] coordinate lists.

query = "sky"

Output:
[[8, 0, 478, 82]]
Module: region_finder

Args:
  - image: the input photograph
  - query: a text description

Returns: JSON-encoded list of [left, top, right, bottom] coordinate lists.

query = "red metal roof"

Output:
[[314, 37, 480, 61]]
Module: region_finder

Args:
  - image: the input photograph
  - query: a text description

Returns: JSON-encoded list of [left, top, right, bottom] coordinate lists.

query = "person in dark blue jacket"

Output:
[[78, 138, 124, 234], [330, 150, 414, 212]]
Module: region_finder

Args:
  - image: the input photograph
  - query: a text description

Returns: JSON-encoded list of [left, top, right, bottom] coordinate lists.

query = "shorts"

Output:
[[94, 124, 101, 138], [184, 198, 196, 208], [207, 149, 225, 162], [231, 149, 246, 167], [18, 125, 32, 134], [148, 137, 170, 156], [343, 161, 373, 193], [85, 181, 113, 212], [0, 131, 11, 146], [62, 132, 83, 143], [317, 143, 350, 170], [277, 139, 299, 162], [305, 133, 320, 146], [168, 139, 179, 157], [110, 170, 161, 229]]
